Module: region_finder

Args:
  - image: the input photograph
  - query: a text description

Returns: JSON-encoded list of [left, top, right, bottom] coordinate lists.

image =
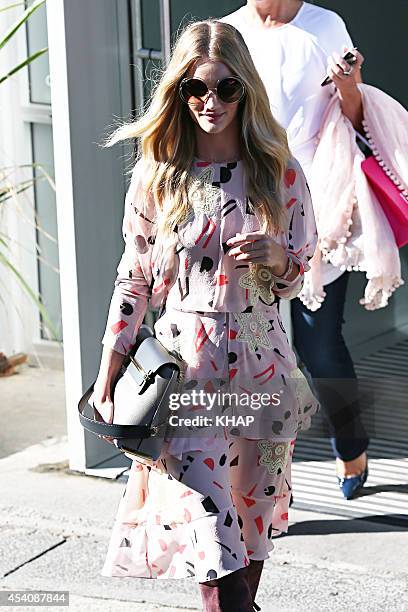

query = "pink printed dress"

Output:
[[99, 156, 320, 582]]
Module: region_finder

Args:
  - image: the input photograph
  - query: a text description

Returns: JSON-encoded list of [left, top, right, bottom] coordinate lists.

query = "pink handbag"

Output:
[[358, 136, 408, 248]]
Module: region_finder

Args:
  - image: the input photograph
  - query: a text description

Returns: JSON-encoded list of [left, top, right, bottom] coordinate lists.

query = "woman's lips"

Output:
[[202, 113, 224, 123]]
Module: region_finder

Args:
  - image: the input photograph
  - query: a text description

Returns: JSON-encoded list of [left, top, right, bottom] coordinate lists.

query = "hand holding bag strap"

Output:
[[77, 382, 165, 439]]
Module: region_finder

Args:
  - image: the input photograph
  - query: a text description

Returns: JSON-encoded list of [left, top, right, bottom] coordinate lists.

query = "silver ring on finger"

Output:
[[343, 68, 352, 76]]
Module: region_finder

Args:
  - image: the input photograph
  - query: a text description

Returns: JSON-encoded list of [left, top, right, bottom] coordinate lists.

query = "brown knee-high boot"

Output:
[[199, 566, 254, 612], [246, 560, 264, 610]]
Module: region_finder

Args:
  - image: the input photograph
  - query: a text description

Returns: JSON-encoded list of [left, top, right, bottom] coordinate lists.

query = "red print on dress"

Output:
[[284, 168, 296, 188], [111, 320, 128, 334]]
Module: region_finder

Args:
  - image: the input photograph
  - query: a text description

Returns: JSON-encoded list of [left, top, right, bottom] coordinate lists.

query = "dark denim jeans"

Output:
[[291, 271, 369, 462]]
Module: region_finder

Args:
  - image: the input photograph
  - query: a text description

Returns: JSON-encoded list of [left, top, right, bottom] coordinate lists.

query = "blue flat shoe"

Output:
[[337, 465, 368, 500]]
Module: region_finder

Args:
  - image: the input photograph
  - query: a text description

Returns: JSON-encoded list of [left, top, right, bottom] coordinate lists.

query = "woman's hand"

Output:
[[327, 45, 364, 92], [91, 383, 115, 444], [226, 231, 289, 276], [327, 45, 364, 131]]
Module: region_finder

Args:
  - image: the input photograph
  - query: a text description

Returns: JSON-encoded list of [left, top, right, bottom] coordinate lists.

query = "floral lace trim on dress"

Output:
[[239, 265, 276, 306], [257, 440, 291, 475]]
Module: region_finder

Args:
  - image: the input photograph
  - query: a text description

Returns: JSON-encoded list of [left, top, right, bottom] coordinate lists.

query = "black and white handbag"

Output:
[[78, 324, 185, 464]]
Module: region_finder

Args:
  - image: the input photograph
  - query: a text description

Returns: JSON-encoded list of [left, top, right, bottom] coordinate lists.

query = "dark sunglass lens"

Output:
[[218, 78, 244, 102], [182, 79, 208, 102]]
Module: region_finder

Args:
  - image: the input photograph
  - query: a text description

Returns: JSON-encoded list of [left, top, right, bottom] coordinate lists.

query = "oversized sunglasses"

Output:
[[179, 76, 246, 105]]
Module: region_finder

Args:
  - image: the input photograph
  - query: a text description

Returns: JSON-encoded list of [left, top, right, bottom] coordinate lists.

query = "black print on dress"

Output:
[[272, 421, 283, 435], [178, 277, 190, 300], [184, 379, 198, 389], [200, 256, 213, 272], [186, 563, 195, 578], [229, 427, 241, 435], [224, 511, 233, 527], [274, 347, 285, 358], [264, 485, 275, 496], [284, 410, 291, 420], [207, 569, 218, 580], [230, 455, 239, 467], [215, 540, 238, 560], [237, 514, 245, 541], [120, 537, 131, 547], [228, 351, 237, 363], [288, 210, 295, 248], [219, 453, 227, 466], [120, 302, 133, 316], [278, 318, 286, 333], [212, 162, 237, 187], [170, 323, 181, 339], [222, 240, 232, 254], [135, 208, 154, 224], [202, 496, 220, 513], [221, 199, 237, 218]]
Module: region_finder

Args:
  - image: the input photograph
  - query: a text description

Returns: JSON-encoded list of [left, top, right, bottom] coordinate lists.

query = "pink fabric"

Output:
[[299, 83, 407, 311]]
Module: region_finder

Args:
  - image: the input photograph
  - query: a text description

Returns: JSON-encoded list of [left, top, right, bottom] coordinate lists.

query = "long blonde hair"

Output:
[[104, 19, 290, 236]]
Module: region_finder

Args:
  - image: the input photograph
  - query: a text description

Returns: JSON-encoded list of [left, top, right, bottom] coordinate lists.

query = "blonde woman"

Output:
[[93, 20, 319, 612]]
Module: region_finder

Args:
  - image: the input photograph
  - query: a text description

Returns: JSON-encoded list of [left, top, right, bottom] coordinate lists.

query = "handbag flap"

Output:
[[134, 335, 181, 375]]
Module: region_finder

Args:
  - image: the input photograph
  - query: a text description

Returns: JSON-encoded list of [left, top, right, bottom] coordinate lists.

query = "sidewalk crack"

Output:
[[2, 538, 68, 577]]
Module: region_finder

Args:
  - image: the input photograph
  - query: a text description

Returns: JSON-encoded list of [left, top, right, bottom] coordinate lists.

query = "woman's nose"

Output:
[[204, 91, 219, 108]]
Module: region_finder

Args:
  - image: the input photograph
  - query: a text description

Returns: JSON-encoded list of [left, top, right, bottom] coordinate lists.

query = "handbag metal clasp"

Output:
[[139, 370, 155, 394], [129, 354, 155, 393]]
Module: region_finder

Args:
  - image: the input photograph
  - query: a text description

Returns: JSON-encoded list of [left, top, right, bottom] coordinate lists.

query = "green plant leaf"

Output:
[[0, 47, 48, 85], [0, 3, 25, 14], [0, 0, 45, 52], [0, 178, 39, 204], [0, 236, 10, 250], [0, 250, 61, 341]]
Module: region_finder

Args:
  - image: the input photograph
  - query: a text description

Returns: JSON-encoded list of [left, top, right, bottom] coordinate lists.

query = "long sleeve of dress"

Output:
[[269, 159, 318, 300], [101, 160, 157, 356]]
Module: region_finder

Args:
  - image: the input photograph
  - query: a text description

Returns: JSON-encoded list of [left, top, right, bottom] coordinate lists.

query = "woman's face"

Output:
[[184, 59, 241, 136]]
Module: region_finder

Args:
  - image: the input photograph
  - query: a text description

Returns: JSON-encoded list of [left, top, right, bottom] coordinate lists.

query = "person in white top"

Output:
[[220, 0, 369, 499]]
